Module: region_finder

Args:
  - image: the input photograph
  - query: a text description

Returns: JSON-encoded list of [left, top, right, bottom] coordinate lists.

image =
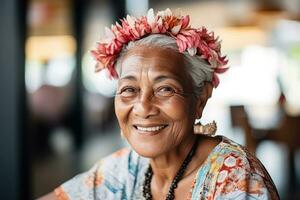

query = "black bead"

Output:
[[142, 139, 198, 200]]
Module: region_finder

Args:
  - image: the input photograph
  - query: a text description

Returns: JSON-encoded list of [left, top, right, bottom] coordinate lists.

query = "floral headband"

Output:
[[91, 8, 228, 87]]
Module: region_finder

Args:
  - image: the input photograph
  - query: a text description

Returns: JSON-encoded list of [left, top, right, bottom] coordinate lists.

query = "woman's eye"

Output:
[[119, 87, 138, 97], [156, 86, 175, 97]]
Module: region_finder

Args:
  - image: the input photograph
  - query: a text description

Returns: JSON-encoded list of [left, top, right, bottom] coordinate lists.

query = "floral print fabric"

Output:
[[54, 136, 279, 200]]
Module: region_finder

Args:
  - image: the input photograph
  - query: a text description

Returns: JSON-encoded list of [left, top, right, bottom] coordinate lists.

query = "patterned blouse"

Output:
[[54, 136, 280, 200]]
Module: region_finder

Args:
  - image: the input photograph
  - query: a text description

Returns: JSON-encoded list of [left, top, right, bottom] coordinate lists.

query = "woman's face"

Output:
[[115, 46, 198, 158]]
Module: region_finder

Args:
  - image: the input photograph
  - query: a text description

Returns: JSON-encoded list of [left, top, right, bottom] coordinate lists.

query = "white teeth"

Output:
[[136, 125, 165, 132]]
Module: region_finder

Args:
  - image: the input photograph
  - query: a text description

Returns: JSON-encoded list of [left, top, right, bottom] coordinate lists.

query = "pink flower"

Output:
[[91, 8, 229, 88]]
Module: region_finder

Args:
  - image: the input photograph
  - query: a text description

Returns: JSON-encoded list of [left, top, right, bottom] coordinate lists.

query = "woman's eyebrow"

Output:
[[153, 75, 181, 84], [119, 75, 137, 81], [119, 74, 182, 84]]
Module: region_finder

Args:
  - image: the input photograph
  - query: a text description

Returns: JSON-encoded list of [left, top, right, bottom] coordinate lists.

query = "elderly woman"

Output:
[[40, 9, 279, 200]]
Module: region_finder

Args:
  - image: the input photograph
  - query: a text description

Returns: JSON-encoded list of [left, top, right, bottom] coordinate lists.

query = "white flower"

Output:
[[187, 47, 197, 56], [157, 8, 172, 18], [171, 24, 182, 35], [147, 8, 155, 25], [101, 27, 115, 43], [104, 27, 115, 38], [217, 170, 228, 183], [224, 156, 237, 167], [126, 15, 136, 29]]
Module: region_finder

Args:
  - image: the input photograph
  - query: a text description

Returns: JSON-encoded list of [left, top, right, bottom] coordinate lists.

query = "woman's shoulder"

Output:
[[198, 136, 255, 169], [210, 136, 274, 180], [54, 147, 148, 200], [215, 136, 270, 175], [193, 135, 279, 199]]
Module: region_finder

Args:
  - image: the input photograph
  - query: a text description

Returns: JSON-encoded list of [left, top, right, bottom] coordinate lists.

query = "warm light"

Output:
[[26, 35, 76, 60], [25, 35, 76, 92], [216, 26, 267, 51]]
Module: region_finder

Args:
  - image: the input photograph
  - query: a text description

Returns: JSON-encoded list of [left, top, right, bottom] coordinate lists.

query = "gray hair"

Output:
[[115, 34, 213, 97]]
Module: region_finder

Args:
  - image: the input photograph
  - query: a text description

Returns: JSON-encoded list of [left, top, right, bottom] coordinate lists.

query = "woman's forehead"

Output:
[[119, 46, 187, 78]]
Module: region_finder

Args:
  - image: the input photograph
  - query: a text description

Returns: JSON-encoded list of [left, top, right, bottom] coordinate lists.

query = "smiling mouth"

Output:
[[133, 125, 168, 133]]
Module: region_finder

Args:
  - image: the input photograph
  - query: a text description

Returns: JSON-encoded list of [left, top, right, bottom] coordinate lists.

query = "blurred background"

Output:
[[1, 0, 300, 199]]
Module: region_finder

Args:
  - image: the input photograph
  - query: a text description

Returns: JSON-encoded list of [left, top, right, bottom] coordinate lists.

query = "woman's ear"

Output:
[[195, 82, 213, 119]]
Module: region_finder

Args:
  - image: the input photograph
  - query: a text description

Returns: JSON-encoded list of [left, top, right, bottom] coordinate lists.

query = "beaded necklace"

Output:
[[142, 140, 198, 200]]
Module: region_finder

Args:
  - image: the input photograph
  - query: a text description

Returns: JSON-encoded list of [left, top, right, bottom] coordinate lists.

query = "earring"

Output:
[[194, 120, 217, 136]]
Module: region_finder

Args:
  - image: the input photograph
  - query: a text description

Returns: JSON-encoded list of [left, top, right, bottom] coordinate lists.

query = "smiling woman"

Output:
[[38, 9, 279, 200], [115, 45, 197, 159]]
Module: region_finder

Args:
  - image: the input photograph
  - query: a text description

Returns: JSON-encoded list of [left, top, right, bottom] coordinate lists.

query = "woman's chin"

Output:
[[124, 129, 170, 157], [129, 142, 166, 158]]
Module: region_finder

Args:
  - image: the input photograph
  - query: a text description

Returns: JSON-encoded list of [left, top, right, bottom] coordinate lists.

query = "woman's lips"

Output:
[[133, 124, 168, 134]]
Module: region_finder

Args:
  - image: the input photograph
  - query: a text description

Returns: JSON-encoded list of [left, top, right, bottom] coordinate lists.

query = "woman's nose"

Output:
[[132, 91, 159, 118]]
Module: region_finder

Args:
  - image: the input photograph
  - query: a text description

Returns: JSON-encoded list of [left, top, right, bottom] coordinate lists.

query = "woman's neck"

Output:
[[149, 134, 197, 187]]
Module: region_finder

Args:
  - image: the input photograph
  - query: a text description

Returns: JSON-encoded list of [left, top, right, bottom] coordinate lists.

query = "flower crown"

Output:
[[91, 8, 228, 87]]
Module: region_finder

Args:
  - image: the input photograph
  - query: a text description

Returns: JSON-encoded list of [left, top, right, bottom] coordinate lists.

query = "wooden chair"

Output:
[[230, 105, 300, 194]]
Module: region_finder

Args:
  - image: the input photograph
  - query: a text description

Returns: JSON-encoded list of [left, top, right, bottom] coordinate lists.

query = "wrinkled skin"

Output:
[[115, 46, 199, 158], [114, 46, 217, 199]]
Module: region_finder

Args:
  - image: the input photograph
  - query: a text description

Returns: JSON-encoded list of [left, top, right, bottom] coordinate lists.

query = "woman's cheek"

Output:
[[159, 99, 191, 120], [115, 100, 131, 126]]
